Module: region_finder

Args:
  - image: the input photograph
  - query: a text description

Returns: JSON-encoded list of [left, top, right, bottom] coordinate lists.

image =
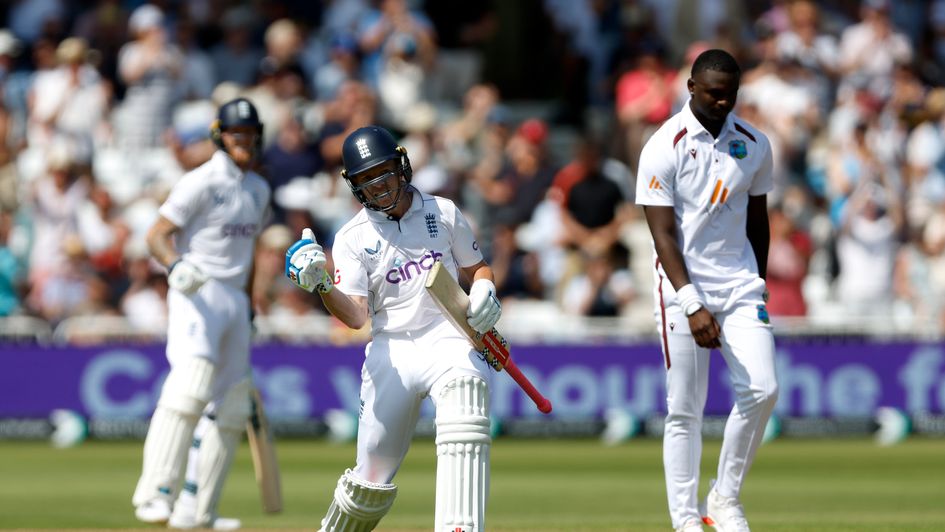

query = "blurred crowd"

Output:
[[1, 0, 945, 341]]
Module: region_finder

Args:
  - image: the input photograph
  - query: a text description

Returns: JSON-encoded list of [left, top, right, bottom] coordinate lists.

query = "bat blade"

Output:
[[247, 387, 283, 513]]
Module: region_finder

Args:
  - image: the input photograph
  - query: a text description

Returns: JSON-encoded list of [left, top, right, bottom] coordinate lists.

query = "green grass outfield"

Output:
[[0, 437, 943, 531]]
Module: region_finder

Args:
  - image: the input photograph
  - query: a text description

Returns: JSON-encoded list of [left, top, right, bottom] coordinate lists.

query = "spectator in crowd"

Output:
[[313, 33, 360, 102], [113, 4, 182, 149], [171, 16, 216, 101], [839, 0, 913, 81], [317, 80, 377, 168], [356, 0, 437, 89], [210, 6, 264, 89], [835, 173, 904, 313], [24, 143, 89, 314], [71, 0, 130, 85], [376, 31, 428, 132], [27, 37, 109, 152], [479, 118, 557, 232], [904, 87, 945, 229], [765, 203, 813, 317], [119, 240, 167, 334], [0, 210, 22, 316], [561, 247, 635, 317], [615, 41, 676, 174], [262, 109, 325, 223]]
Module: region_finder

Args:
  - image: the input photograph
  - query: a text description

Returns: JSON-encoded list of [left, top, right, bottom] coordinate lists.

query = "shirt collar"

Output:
[[682, 99, 737, 141], [213, 150, 245, 180]]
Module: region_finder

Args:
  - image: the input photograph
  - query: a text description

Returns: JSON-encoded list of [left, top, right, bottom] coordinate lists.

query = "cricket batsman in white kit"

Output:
[[635, 49, 779, 532], [133, 97, 271, 529], [285, 125, 502, 531]]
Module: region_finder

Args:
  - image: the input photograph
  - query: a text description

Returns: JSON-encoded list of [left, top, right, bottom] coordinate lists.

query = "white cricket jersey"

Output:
[[159, 151, 271, 288], [332, 188, 484, 335], [635, 102, 773, 292]]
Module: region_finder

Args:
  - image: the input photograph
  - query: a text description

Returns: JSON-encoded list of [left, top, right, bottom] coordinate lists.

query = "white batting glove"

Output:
[[285, 228, 334, 294], [467, 279, 501, 334], [168, 259, 207, 295]]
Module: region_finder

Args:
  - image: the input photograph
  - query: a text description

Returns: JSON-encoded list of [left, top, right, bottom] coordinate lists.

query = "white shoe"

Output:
[[134, 498, 172, 524], [701, 481, 750, 532], [676, 517, 705, 531]]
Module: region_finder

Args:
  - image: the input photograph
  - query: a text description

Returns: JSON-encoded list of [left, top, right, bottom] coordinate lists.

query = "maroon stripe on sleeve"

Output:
[[672, 128, 687, 148], [734, 123, 756, 142]]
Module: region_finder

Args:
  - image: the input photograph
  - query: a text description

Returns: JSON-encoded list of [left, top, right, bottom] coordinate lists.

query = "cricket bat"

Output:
[[247, 387, 282, 513], [425, 261, 552, 414]]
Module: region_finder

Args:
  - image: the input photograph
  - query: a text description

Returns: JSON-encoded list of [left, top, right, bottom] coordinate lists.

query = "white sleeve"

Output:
[[158, 175, 204, 228], [635, 133, 676, 207], [748, 136, 775, 196], [332, 233, 369, 297], [450, 203, 484, 268]]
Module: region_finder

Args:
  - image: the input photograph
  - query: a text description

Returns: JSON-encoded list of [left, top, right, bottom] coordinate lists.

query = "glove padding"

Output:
[[467, 278, 501, 334], [168, 259, 207, 295], [285, 228, 334, 294]]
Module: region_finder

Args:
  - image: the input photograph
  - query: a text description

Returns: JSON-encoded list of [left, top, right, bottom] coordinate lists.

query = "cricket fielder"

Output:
[[635, 49, 779, 532], [132, 97, 270, 530], [285, 125, 502, 531]]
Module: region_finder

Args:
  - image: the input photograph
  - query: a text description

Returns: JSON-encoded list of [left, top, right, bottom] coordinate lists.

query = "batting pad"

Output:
[[318, 469, 398, 532], [133, 357, 216, 507], [194, 378, 251, 525], [434, 375, 491, 532]]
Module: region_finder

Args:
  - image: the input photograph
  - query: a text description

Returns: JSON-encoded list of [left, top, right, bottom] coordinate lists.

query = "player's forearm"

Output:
[[146, 219, 180, 269], [746, 195, 770, 281], [653, 234, 692, 291], [746, 230, 769, 281], [319, 290, 368, 330], [643, 206, 692, 290]]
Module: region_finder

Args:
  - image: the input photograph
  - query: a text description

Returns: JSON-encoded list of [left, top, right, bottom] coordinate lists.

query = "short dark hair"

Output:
[[691, 49, 741, 77]]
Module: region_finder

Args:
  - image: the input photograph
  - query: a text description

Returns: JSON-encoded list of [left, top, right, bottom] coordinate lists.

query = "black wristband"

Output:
[[168, 258, 182, 275]]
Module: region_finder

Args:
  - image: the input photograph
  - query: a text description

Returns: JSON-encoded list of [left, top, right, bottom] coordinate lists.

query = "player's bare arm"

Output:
[[746, 194, 770, 281], [146, 215, 181, 268], [321, 290, 369, 331], [643, 205, 721, 349], [460, 260, 495, 286]]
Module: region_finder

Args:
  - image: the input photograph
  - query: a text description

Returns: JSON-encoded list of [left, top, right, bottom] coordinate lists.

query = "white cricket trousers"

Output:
[[657, 285, 779, 529], [352, 318, 493, 485]]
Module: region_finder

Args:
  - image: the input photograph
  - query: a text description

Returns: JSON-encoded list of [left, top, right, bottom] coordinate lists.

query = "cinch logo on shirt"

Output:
[[385, 250, 443, 284], [222, 223, 258, 237]]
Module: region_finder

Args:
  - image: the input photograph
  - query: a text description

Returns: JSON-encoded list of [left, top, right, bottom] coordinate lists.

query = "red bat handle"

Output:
[[503, 358, 553, 414]]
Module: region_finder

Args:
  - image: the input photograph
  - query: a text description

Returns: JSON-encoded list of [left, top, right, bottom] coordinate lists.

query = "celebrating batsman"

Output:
[[285, 125, 501, 531], [132, 97, 270, 529], [635, 49, 779, 532]]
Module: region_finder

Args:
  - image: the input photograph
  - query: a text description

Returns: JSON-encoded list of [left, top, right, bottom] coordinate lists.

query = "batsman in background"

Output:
[[285, 125, 502, 532], [635, 49, 779, 532], [133, 97, 271, 529]]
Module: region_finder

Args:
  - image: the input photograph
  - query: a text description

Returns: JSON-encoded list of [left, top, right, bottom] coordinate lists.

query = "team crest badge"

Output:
[[425, 213, 438, 238], [729, 139, 747, 159], [756, 304, 770, 324]]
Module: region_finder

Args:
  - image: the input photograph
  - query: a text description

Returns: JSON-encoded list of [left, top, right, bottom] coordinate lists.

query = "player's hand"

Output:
[[285, 228, 333, 294], [688, 308, 721, 349], [467, 279, 501, 334], [168, 259, 207, 295]]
